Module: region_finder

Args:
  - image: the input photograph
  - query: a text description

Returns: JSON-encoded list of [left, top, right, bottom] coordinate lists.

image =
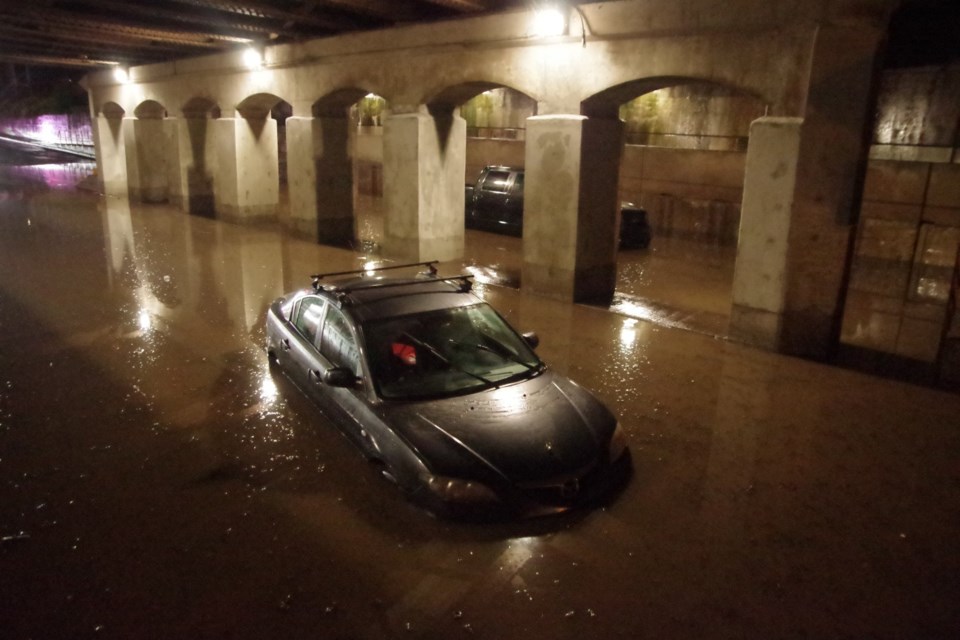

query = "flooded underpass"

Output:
[[2, 185, 959, 639]]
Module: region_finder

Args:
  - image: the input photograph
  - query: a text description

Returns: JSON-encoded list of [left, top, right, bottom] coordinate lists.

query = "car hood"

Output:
[[383, 370, 616, 484]]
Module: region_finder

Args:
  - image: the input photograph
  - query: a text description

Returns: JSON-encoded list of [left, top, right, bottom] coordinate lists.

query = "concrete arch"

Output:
[[314, 87, 375, 117], [582, 76, 769, 119], [236, 92, 288, 119], [426, 81, 538, 111], [181, 97, 220, 119], [133, 100, 167, 120], [99, 101, 125, 119]]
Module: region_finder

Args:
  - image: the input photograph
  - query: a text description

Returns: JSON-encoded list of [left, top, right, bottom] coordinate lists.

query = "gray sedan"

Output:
[[265, 261, 630, 517]]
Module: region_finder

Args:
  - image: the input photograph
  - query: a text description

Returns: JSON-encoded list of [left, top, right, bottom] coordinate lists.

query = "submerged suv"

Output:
[[464, 165, 651, 249], [265, 261, 630, 517]]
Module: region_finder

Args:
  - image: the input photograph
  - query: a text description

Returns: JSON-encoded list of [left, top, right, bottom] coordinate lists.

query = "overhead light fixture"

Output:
[[113, 67, 129, 84], [531, 6, 567, 38], [243, 46, 263, 69]]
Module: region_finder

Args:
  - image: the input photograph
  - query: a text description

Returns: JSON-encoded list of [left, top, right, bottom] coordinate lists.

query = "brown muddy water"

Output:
[[1, 188, 958, 639]]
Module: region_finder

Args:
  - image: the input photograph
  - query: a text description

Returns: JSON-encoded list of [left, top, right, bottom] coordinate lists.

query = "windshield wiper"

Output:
[[448, 335, 543, 373], [401, 332, 497, 387]]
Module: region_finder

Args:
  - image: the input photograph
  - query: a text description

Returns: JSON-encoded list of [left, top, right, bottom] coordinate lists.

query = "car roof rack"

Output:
[[311, 260, 438, 286], [310, 260, 474, 301]]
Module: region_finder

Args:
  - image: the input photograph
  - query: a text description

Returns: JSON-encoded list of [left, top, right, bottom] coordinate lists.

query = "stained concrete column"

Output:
[[731, 22, 885, 358], [381, 107, 465, 262], [213, 116, 279, 224], [522, 115, 623, 304], [730, 118, 801, 350], [133, 116, 168, 202], [168, 116, 217, 217], [287, 115, 354, 245], [121, 116, 141, 202], [93, 114, 128, 198], [163, 117, 184, 208]]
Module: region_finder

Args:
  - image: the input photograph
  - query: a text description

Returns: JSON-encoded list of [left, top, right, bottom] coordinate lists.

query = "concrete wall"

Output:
[[843, 159, 960, 369], [620, 145, 745, 245], [357, 133, 747, 248], [842, 64, 960, 378]]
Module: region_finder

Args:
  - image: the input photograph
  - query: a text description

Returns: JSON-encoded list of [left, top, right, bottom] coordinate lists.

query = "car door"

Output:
[[312, 305, 382, 452], [283, 296, 328, 388], [504, 171, 524, 234], [474, 168, 512, 229]]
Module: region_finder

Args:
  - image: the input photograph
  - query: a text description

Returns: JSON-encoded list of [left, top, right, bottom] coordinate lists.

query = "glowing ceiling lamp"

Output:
[[112, 67, 129, 84], [242, 46, 263, 69], [531, 6, 567, 38]]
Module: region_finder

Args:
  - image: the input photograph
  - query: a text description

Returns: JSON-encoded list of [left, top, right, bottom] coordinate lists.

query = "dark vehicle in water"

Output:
[[464, 165, 651, 249], [265, 261, 630, 517]]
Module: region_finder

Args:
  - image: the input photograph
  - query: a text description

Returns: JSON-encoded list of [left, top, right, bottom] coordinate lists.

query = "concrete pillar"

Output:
[[133, 117, 168, 203], [213, 116, 279, 224], [93, 114, 128, 198], [121, 116, 141, 202], [287, 115, 355, 245], [163, 118, 183, 208], [381, 108, 466, 262], [522, 115, 623, 304], [731, 22, 885, 359], [730, 118, 801, 350], [170, 116, 217, 217]]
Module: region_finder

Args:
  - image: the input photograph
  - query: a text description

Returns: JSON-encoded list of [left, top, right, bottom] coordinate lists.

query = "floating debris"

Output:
[[1, 532, 30, 546]]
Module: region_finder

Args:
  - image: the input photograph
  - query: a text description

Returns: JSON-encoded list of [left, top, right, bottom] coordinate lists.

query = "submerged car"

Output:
[[465, 165, 651, 249], [265, 261, 630, 517]]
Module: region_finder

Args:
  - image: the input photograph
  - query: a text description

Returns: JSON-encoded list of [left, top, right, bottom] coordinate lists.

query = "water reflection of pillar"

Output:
[[100, 196, 135, 292], [218, 228, 286, 334], [700, 346, 820, 550]]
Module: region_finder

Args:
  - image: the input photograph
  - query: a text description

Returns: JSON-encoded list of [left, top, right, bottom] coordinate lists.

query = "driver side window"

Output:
[[319, 306, 361, 376], [293, 297, 325, 345]]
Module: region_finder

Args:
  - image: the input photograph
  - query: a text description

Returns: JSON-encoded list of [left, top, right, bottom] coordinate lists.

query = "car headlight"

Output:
[[423, 474, 500, 504], [608, 422, 628, 461]]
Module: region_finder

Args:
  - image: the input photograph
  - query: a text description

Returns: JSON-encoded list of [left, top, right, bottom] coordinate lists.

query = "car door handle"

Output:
[[308, 369, 322, 384], [280, 339, 290, 351]]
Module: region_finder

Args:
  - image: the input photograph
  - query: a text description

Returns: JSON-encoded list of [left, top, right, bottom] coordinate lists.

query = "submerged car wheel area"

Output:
[[265, 261, 630, 518]]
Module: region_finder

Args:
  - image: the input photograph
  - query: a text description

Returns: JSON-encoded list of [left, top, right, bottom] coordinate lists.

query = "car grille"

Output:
[[516, 461, 603, 505]]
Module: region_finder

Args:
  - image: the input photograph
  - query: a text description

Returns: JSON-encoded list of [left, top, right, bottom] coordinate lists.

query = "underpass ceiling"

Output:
[[0, 0, 528, 71], [0, 0, 956, 76]]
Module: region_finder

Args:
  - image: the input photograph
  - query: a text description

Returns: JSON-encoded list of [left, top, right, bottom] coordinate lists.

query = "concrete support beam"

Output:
[[287, 115, 355, 246], [172, 117, 217, 217], [93, 115, 128, 198], [213, 116, 279, 224], [121, 117, 141, 202], [783, 23, 884, 358], [382, 109, 466, 262], [522, 115, 623, 304], [163, 118, 184, 209], [133, 117, 168, 203], [731, 22, 884, 359], [730, 117, 801, 349]]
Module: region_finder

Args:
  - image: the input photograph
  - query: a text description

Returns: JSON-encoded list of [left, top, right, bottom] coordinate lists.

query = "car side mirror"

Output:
[[522, 332, 539, 349], [323, 367, 359, 388]]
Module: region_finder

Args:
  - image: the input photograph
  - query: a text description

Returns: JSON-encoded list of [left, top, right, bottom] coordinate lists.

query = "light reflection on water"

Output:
[[0, 162, 96, 192]]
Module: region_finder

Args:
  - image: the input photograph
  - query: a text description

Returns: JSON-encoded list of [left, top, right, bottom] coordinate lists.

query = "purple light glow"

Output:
[[0, 162, 96, 192], [1, 115, 93, 146]]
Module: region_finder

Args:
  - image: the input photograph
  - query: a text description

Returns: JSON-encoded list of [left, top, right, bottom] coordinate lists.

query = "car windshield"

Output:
[[363, 303, 543, 400]]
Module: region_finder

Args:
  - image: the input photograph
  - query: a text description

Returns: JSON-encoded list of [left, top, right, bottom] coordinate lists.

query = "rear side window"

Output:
[[480, 170, 511, 192], [293, 297, 325, 344], [512, 172, 524, 196]]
